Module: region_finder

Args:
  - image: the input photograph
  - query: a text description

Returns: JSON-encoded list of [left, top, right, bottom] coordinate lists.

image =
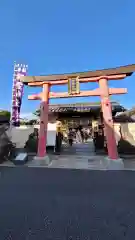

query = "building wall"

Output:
[[10, 119, 57, 148]]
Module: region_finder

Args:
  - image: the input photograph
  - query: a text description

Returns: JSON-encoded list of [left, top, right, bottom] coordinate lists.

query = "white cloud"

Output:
[[20, 112, 37, 120]]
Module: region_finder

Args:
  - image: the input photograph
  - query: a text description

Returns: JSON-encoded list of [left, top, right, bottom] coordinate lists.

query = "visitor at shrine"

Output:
[[68, 128, 74, 146], [83, 128, 89, 142], [55, 121, 63, 154], [93, 128, 104, 152], [76, 127, 83, 143], [79, 125, 84, 142]]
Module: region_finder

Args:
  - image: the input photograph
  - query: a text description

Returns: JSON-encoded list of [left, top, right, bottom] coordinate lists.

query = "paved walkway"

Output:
[[1, 140, 135, 170], [61, 139, 96, 156], [48, 141, 106, 170], [48, 141, 135, 170], [0, 167, 135, 239]]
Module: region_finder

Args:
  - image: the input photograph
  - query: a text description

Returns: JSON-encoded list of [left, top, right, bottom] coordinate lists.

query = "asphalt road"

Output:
[[0, 167, 135, 240]]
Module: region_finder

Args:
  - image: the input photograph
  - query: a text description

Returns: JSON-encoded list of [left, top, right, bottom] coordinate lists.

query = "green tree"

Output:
[[33, 109, 40, 117], [0, 110, 10, 119]]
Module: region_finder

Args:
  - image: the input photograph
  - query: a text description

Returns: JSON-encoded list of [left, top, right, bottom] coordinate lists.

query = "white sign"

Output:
[[47, 123, 56, 146]]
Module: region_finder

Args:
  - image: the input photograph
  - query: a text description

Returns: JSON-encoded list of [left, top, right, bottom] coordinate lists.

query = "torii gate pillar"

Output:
[[99, 78, 118, 160], [37, 83, 49, 157]]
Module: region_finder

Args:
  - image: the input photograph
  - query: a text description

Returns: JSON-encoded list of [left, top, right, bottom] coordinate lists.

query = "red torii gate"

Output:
[[21, 64, 135, 160]]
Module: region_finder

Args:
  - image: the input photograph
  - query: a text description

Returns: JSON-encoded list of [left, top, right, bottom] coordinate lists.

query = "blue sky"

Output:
[[0, 0, 135, 116]]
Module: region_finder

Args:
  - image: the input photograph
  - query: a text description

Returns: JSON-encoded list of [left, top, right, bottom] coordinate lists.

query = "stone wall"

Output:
[[114, 123, 135, 153], [114, 123, 135, 143]]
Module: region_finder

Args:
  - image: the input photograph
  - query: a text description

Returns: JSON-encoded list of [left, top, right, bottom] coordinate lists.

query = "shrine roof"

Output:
[[48, 102, 125, 113], [114, 108, 135, 122], [21, 64, 135, 83]]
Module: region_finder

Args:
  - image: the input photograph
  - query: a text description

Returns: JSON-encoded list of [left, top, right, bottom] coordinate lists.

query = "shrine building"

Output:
[[47, 101, 125, 128]]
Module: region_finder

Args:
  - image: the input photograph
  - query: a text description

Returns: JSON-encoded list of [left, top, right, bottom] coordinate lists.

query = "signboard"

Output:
[[68, 77, 80, 95]]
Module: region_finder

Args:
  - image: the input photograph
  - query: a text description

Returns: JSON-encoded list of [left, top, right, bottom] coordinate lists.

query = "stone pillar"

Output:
[[38, 83, 49, 157], [99, 78, 118, 160]]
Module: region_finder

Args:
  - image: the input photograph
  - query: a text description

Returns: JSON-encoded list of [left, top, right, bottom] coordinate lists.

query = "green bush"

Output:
[[25, 135, 38, 153]]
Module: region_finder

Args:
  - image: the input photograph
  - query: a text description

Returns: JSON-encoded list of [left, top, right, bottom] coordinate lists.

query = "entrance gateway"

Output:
[[21, 64, 135, 160]]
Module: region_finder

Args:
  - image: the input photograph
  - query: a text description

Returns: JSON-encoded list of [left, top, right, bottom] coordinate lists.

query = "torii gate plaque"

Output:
[[21, 64, 135, 161]]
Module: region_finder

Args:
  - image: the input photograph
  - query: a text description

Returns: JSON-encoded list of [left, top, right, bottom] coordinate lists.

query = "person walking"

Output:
[[68, 128, 74, 146], [76, 127, 83, 143]]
